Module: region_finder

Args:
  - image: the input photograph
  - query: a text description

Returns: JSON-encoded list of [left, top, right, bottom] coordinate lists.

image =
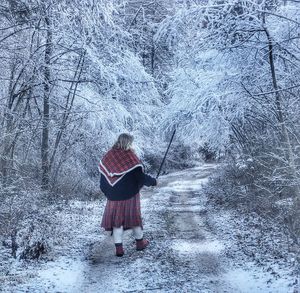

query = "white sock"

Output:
[[113, 226, 124, 244], [132, 226, 143, 240]]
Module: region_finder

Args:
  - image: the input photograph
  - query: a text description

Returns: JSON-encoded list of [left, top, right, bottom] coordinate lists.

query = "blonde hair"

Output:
[[113, 133, 134, 150]]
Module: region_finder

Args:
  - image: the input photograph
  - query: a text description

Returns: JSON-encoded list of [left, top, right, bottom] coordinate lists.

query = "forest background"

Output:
[[0, 0, 299, 274]]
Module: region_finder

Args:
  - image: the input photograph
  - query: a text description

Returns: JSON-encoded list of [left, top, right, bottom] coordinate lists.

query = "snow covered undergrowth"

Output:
[[0, 199, 106, 292], [0, 164, 298, 292], [210, 209, 297, 293]]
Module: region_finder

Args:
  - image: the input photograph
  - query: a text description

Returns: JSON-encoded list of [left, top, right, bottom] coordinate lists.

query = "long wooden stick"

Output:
[[156, 129, 176, 179]]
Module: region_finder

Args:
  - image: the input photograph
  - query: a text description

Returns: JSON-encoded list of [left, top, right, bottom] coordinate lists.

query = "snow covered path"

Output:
[[82, 164, 226, 292], [8, 164, 295, 293]]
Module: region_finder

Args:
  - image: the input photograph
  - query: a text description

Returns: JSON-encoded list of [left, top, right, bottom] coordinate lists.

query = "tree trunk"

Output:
[[41, 15, 52, 190], [49, 50, 86, 174], [11, 229, 18, 258], [265, 27, 299, 195], [151, 31, 155, 75], [0, 62, 17, 185]]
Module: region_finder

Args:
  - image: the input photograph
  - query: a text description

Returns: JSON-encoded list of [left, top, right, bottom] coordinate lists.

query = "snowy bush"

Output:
[[0, 182, 54, 259]]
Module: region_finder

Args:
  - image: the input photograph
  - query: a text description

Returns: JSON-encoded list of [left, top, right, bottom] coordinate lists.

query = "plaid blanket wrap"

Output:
[[99, 148, 144, 231], [99, 148, 143, 187]]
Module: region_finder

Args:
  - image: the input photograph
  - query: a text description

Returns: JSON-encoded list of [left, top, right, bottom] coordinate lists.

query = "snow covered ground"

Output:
[[1, 164, 298, 292]]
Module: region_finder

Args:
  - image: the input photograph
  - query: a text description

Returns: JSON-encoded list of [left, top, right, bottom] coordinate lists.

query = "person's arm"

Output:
[[143, 173, 157, 187], [134, 167, 157, 189]]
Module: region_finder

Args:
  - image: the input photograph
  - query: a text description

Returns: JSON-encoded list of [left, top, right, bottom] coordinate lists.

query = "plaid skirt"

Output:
[[101, 193, 143, 231]]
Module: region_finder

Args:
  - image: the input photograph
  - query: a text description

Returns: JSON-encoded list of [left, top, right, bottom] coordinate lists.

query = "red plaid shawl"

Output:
[[99, 148, 143, 186]]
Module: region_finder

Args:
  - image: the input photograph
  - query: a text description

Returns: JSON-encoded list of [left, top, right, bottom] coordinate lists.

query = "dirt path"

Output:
[[80, 164, 235, 292], [11, 164, 294, 292]]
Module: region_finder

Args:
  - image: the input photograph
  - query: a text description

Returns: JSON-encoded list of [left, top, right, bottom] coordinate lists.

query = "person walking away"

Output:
[[99, 133, 157, 257]]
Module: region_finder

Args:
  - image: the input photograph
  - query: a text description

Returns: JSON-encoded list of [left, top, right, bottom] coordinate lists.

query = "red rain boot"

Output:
[[136, 239, 149, 251], [115, 243, 124, 257]]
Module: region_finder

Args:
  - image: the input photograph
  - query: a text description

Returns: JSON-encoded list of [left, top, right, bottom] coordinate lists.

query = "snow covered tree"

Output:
[[0, 0, 163, 193], [0, 0, 164, 257], [155, 0, 300, 241]]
